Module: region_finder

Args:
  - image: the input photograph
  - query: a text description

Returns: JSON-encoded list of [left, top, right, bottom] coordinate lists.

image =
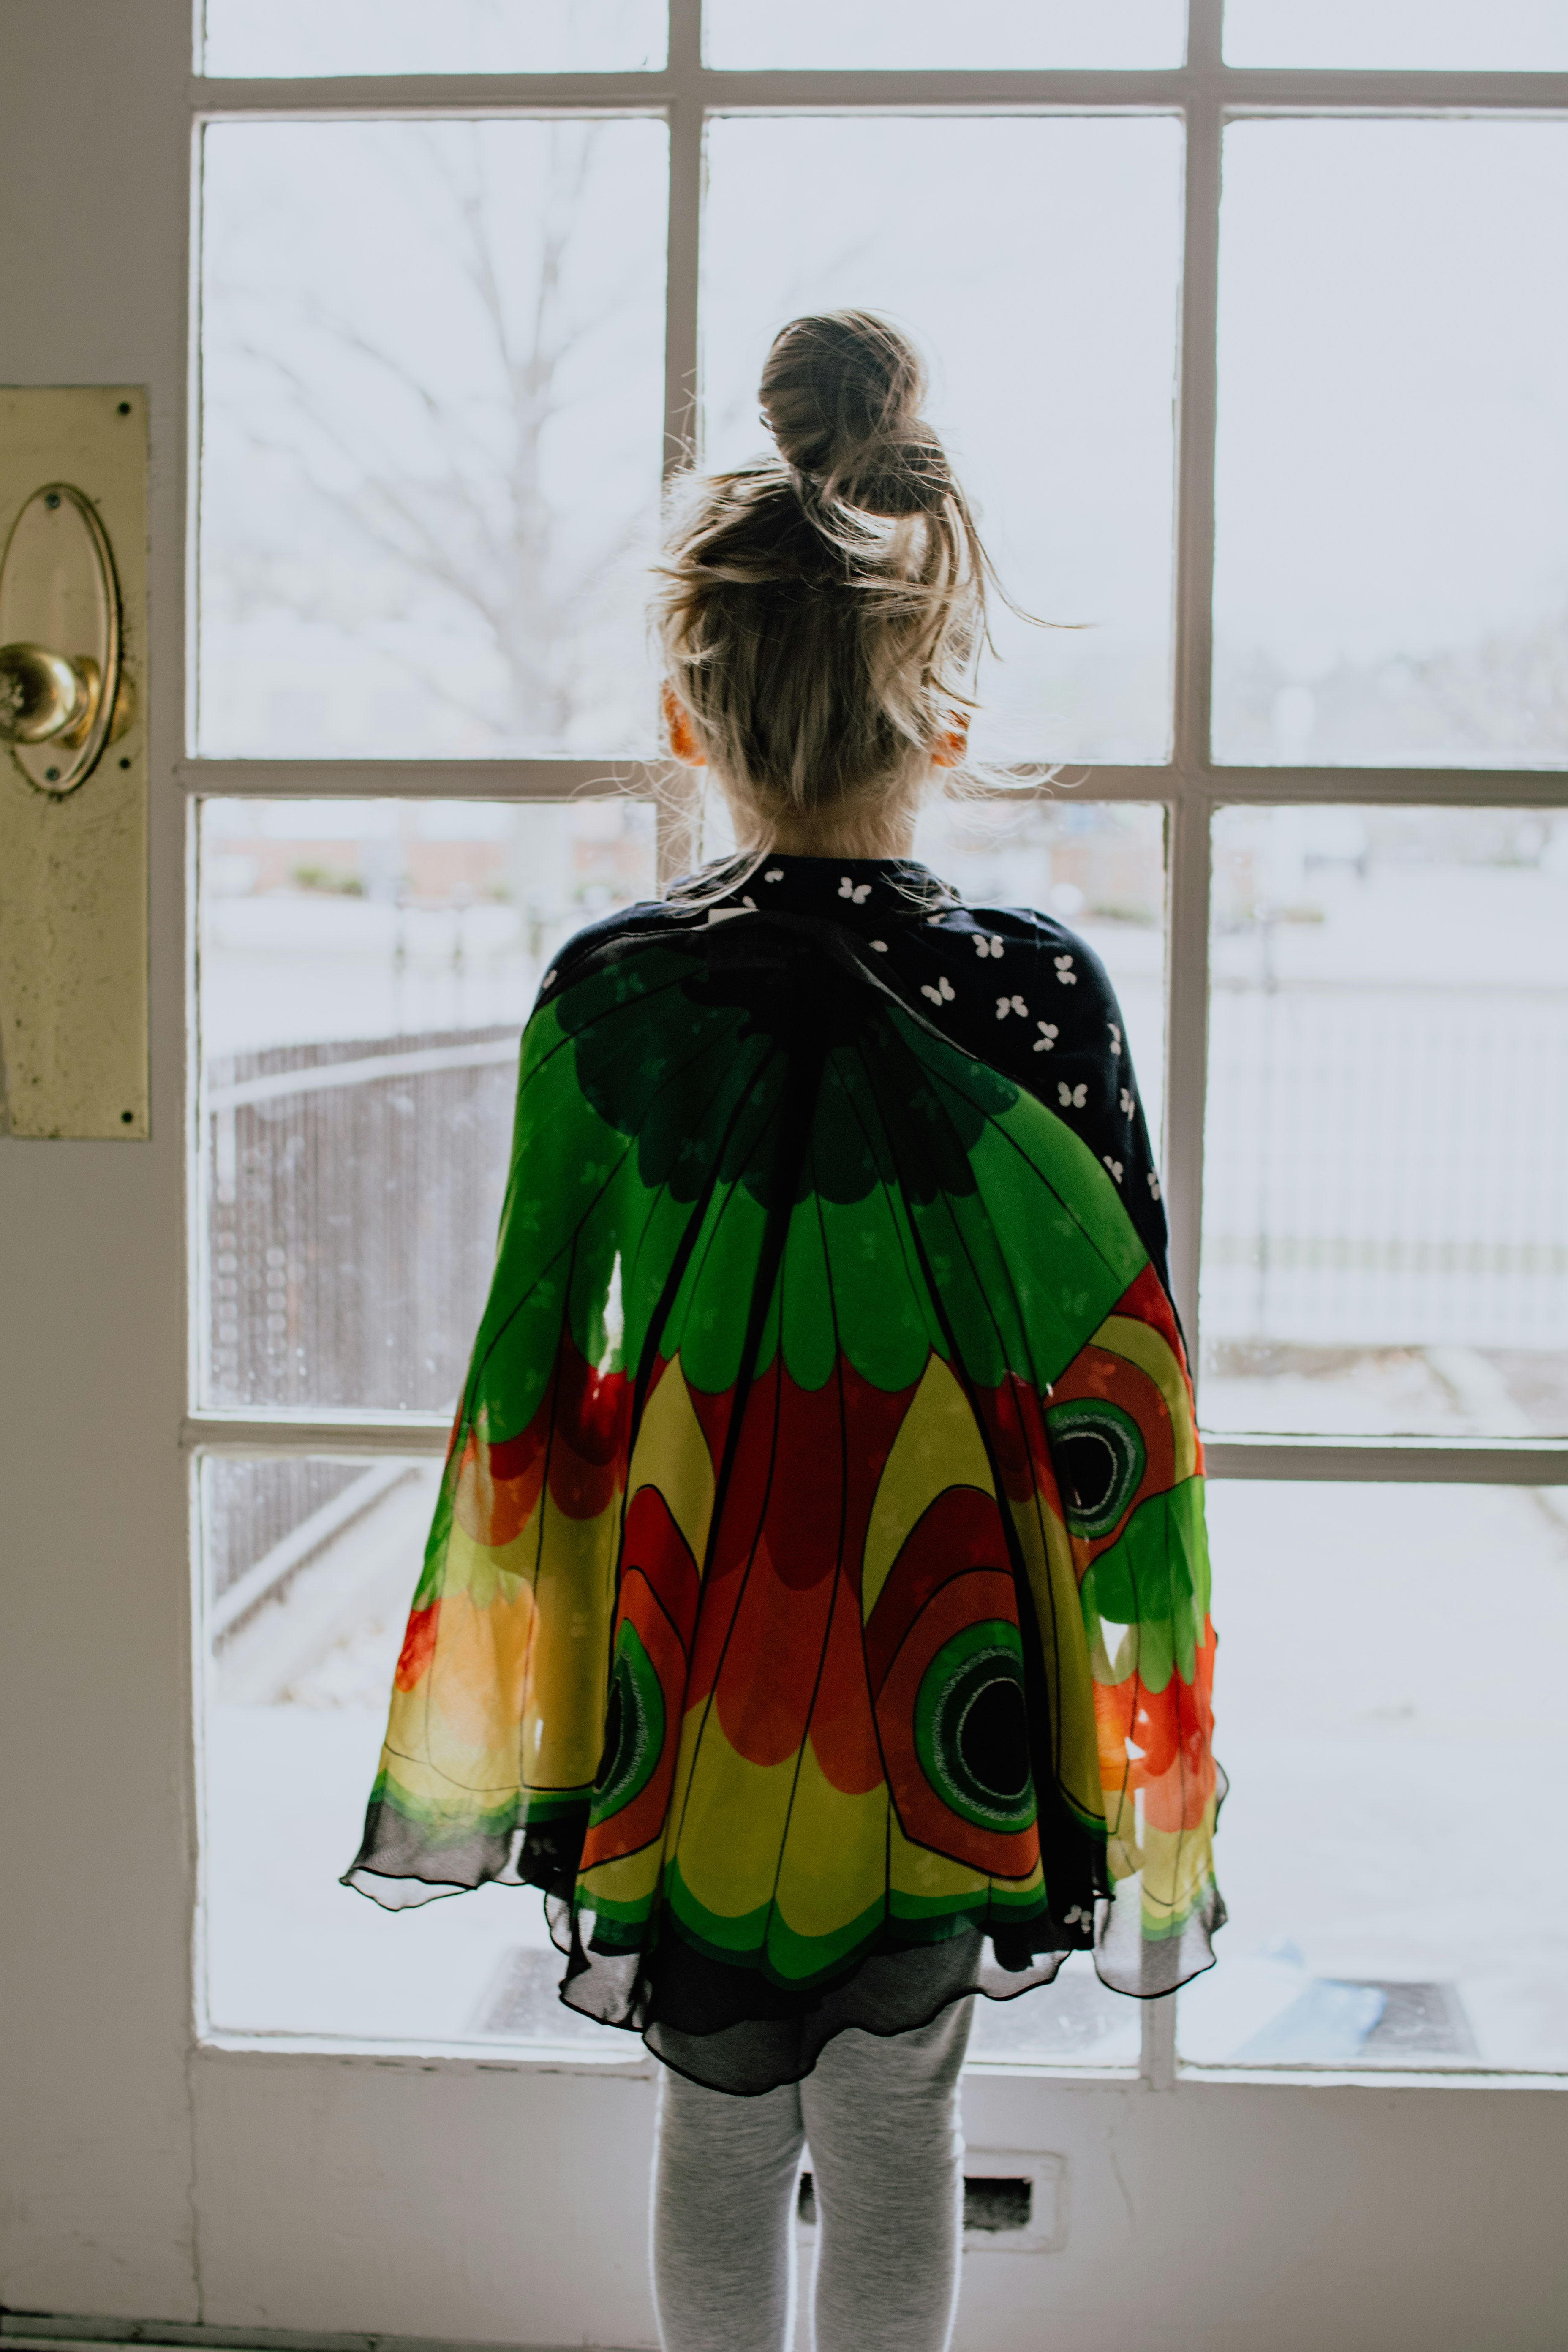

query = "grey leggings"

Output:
[[651, 2001, 973, 2352]]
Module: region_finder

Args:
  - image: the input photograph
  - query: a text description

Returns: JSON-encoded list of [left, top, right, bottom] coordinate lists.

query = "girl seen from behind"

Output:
[[347, 310, 1222, 2352]]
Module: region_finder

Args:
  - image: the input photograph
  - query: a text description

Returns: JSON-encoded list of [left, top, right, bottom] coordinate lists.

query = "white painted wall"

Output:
[[2, 9, 1566, 2351]]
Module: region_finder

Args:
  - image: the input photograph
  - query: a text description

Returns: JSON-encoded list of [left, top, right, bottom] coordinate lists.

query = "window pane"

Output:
[[703, 117, 1184, 765], [1181, 1480, 1568, 2073], [200, 1451, 628, 2044], [199, 798, 657, 1413], [967, 1953, 1138, 2068], [199, 120, 666, 757], [1225, 0, 1568, 68], [1213, 122, 1568, 769], [706, 0, 1182, 68], [202, 0, 665, 75], [1200, 808, 1568, 1437]]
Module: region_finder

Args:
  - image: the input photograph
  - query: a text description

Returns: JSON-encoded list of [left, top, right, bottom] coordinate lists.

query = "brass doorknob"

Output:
[[0, 642, 132, 749], [0, 640, 93, 742], [0, 482, 131, 793]]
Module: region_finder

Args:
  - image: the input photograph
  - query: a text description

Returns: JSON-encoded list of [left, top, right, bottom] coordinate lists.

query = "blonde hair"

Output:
[[653, 311, 994, 854]]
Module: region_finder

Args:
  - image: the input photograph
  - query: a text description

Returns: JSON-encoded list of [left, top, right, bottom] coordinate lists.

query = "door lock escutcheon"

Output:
[[0, 482, 133, 794]]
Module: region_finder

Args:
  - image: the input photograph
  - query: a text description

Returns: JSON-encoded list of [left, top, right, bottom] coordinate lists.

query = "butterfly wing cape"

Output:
[[346, 909, 1222, 2085]]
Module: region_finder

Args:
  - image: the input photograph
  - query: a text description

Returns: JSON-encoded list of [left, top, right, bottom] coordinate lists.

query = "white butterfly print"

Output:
[[1054, 954, 1077, 985], [1148, 1171, 1162, 1201], [1032, 1021, 1059, 1053], [1108, 1022, 1122, 1055], [838, 877, 871, 903], [920, 975, 956, 1007], [543, 969, 558, 989], [870, 938, 888, 953], [996, 994, 1029, 1020], [1119, 1087, 1136, 1119], [764, 868, 784, 883], [974, 933, 1004, 960], [1058, 1081, 1087, 1108], [1103, 1155, 1124, 1183]]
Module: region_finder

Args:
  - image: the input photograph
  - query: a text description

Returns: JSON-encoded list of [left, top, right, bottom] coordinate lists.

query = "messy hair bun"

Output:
[[760, 309, 953, 520], [654, 310, 994, 848]]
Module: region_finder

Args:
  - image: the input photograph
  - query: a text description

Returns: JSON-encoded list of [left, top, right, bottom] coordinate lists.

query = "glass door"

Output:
[[187, 2, 1568, 2103]]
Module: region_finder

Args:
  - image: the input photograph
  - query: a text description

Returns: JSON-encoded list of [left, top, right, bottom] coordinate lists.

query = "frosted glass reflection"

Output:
[[704, 118, 1183, 764], [1200, 808, 1568, 1437], [1225, 0, 1568, 68], [706, 0, 1181, 68], [199, 120, 667, 757], [202, 0, 665, 75], [1181, 1481, 1568, 2072], [1214, 123, 1568, 767], [199, 798, 657, 1413]]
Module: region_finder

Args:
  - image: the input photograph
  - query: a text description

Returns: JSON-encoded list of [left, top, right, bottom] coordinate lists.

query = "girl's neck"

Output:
[[726, 787, 921, 863]]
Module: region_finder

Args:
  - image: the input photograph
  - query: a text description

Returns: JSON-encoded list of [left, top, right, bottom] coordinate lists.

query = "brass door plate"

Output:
[[0, 387, 147, 1139]]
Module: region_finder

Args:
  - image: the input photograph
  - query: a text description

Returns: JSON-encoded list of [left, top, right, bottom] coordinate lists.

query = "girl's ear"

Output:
[[662, 681, 707, 768], [931, 714, 970, 770]]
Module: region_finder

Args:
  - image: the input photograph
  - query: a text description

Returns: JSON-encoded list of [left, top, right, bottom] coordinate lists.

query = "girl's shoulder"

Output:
[[913, 898, 1116, 998], [531, 886, 1122, 1041], [533, 896, 686, 1005]]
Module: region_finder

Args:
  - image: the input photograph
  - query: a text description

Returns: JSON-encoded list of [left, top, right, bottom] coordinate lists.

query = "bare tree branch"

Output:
[[208, 119, 655, 747]]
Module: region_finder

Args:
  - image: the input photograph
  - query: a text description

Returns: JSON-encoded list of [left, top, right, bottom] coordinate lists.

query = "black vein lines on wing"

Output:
[[463, 1006, 753, 1410], [519, 953, 697, 1085], [849, 1026, 1021, 1394], [832, 1032, 1035, 1891], [849, 1029, 1062, 1894], [830, 1034, 941, 1372], [858, 1028, 1094, 1726], [922, 1063, 1141, 1384], [667, 1034, 821, 1873], [816, 1045, 917, 1906], [758, 1103, 870, 1956], [586, 1568, 701, 1870], [620, 1040, 774, 1406], [901, 1001, 1140, 1284], [613, 1039, 783, 1622], [663, 1257, 784, 1872]]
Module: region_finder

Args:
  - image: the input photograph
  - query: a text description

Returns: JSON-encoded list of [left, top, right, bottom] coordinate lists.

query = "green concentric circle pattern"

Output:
[[913, 1620, 1034, 1835], [1044, 1397, 1146, 1539], [591, 1624, 665, 1823]]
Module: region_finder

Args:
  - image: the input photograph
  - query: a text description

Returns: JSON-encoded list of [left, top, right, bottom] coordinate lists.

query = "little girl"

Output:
[[347, 310, 1222, 2352]]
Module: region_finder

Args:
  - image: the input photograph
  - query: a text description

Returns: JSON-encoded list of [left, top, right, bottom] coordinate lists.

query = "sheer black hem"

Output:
[[554, 1912, 1213, 2096], [345, 1799, 1222, 2093]]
